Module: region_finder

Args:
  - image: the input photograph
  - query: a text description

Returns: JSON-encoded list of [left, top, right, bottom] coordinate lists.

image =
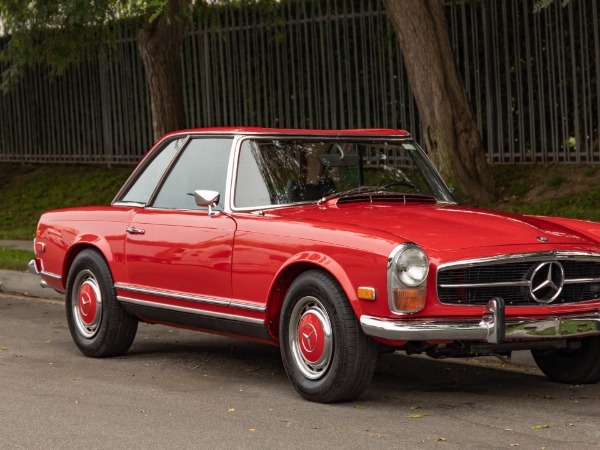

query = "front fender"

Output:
[[264, 251, 366, 342]]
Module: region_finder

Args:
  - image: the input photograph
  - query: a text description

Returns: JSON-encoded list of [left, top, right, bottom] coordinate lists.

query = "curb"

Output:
[[0, 269, 63, 299]]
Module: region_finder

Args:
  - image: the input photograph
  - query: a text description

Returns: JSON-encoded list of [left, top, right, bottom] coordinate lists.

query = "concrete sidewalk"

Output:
[[0, 240, 33, 252], [0, 240, 62, 299], [0, 268, 63, 299]]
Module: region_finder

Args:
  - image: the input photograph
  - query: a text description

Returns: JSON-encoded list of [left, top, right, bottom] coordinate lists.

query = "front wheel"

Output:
[[65, 250, 138, 357], [531, 337, 600, 384], [279, 270, 378, 403]]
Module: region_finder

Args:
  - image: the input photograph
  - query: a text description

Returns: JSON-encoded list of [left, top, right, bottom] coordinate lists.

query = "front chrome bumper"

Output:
[[361, 297, 600, 344]]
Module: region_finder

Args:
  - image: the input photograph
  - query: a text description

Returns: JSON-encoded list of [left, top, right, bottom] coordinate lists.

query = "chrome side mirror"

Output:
[[193, 190, 220, 216]]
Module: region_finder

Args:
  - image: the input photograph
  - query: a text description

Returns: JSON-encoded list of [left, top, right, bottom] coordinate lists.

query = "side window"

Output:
[[152, 138, 233, 210], [234, 140, 273, 207], [120, 138, 184, 204]]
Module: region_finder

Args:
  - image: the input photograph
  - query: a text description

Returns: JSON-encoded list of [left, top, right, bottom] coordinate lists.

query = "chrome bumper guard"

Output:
[[28, 259, 39, 275], [361, 297, 600, 344]]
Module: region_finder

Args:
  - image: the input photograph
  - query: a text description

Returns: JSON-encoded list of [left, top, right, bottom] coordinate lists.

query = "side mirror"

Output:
[[193, 190, 220, 216]]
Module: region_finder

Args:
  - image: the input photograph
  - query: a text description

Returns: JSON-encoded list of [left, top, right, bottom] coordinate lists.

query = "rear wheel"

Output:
[[531, 337, 600, 384], [279, 270, 378, 403], [66, 250, 138, 357]]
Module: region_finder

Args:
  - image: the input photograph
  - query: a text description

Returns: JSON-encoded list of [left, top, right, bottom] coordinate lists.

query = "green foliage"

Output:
[[0, 248, 34, 271], [0, 0, 189, 92], [533, 0, 570, 13], [547, 174, 566, 188], [0, 164, 131, 240], [503, 188, 600, 223]]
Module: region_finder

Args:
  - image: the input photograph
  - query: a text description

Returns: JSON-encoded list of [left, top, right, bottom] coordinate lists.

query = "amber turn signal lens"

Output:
[[392, 287, 426, 313], [357, 286, 376, 301]]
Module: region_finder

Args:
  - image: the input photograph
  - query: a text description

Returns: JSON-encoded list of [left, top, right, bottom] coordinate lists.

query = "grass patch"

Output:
[[0, 248, 35, 271], [547, 173, 566, 188], [0, 164, 132, 240], [501, 188, 600, 222], [1, 163, 599, 243]]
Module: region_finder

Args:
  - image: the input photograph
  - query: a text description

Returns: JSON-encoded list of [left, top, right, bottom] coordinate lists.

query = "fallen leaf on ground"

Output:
[[530, 424, 549, 429]]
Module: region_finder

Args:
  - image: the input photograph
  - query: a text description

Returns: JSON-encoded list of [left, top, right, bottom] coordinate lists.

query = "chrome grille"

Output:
[[437, 253, 600, 306]]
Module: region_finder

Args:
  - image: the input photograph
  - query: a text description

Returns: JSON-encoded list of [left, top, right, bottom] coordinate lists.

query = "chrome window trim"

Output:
[[147, 136, 236, 210], [436, 251, 600, 307], [112, 201, 145, 208], [113, 135, 191, 206], [117, 296, 264, 325], [114, 283, 266, 312]]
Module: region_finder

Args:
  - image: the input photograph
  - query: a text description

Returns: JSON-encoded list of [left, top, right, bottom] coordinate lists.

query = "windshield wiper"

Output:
[[318, 183, 433, 205]]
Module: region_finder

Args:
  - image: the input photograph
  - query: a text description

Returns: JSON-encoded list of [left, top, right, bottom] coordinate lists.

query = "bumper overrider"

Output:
[[360, 297, 600, 344]]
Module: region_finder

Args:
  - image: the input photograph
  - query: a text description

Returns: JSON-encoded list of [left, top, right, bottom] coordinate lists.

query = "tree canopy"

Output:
[[0, 0, 192, 138]]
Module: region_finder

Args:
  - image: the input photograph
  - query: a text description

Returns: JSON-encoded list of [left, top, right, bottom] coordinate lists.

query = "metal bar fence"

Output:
[[0, 0, 597, 165]]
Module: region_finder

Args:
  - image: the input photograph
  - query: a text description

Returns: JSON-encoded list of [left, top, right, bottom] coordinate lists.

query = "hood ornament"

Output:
[[537, 236, 549, 242]]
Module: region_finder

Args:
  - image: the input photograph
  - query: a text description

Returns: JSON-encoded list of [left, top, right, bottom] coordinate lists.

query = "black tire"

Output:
[[531, 337, 600, 384], [65, 249, 138, 357], [279, 270, 378, 403]]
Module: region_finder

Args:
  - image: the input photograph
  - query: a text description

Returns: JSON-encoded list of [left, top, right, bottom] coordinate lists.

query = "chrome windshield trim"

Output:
[[228, 135, 447, 212], [114, 283, 267, 312], [40, 270, 61, 280], [117, 296, 264, 325]]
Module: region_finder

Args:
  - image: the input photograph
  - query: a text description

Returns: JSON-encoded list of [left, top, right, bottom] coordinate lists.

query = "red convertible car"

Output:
[[30, 127, 600, 402]]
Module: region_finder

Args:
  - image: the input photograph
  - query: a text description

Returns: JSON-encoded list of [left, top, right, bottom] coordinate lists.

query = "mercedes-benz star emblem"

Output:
[[529, 261, 564, 304], [301, 323, 318, 353]]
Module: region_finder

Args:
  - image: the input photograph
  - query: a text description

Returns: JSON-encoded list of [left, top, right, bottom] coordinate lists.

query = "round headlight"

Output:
[[395, 246, 429, 287]]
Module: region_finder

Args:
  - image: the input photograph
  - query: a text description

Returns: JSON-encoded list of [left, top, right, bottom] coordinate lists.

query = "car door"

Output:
[[122, 137, 236, 314]]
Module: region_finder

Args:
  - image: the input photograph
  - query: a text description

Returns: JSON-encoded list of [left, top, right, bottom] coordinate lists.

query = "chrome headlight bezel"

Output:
[[387, 243, 429, 314]]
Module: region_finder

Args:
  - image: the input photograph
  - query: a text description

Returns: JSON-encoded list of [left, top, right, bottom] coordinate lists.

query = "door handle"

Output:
[[125, 226, 145, 235]]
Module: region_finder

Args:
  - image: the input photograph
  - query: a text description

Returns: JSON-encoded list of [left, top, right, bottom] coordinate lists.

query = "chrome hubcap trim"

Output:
[[72, 270, 103, 339], [288, 296, 333, 380]]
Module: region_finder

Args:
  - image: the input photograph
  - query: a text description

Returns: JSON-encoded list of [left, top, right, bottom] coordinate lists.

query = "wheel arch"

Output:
[[265, 252, 361, 343], [63, 236, 115, 289]]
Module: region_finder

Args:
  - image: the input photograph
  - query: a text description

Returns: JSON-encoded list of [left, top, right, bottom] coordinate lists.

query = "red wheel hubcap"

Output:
[[78, 282, 97, 325], [298, 312, 325, 363]]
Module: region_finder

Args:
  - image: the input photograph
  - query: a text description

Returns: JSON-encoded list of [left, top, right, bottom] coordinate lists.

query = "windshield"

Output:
[[234, 137, 454, 209]]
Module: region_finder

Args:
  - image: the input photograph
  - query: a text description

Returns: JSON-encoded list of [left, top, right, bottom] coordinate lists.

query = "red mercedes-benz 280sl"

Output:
[[30, 128, 600, 402]]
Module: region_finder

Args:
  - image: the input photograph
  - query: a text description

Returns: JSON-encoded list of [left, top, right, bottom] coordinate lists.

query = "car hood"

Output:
[[272, 202, 596, 252]]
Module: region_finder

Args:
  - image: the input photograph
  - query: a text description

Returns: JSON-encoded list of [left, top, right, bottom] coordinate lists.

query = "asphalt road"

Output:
[[1, 293, 600, 449]]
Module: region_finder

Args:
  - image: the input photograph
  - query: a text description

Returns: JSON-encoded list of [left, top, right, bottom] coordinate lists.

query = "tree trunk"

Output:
[[382, 0, 495, 205], [138, 0, 192, 141]]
